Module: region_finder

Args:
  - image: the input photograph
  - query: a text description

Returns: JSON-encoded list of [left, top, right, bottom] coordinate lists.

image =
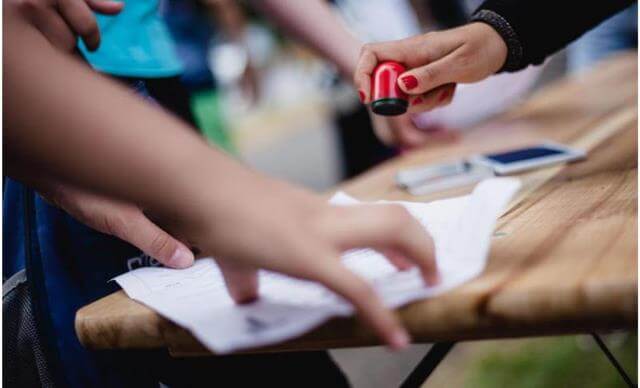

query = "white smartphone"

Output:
[[469, 142, 586, 175]]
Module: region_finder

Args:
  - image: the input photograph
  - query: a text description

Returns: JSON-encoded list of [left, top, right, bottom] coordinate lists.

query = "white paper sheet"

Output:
[[114, 178, 520, 353]]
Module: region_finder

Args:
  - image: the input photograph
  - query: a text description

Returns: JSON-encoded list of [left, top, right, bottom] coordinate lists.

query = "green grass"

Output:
[[465, 334, 637, 388]]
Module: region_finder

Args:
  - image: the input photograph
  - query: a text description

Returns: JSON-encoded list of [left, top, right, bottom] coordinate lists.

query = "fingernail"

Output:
[[438, 90, 450, 103], [358, 90, 366, 103], [169, 246, 194, 268], [401, 75, 418, 90], [411, 97, 423, 106], [390, 330, 410, 350]]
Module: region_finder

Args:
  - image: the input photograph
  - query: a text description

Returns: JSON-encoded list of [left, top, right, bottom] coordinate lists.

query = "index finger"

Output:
[[312, 259, 410, 350]]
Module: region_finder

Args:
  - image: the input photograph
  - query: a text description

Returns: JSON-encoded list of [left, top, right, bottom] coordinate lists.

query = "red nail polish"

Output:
[[438, 90, 450, 103], [358, 90, 366, 103], [412, 97, 423, 106], [401, 75, 418, 90]]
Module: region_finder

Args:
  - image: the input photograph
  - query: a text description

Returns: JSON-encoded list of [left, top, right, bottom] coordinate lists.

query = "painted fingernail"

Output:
[[438, 90, 450, 103], [411, 97, 423, 106], [169, 246, 194, 268], [391, 330, 411, 350], [401, 75, 418, 90], [358, 90, 366, 103]]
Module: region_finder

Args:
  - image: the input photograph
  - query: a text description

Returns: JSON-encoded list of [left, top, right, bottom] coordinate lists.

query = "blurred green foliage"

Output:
[[191, 90, 237, 155], [465, 334, 637, 388]]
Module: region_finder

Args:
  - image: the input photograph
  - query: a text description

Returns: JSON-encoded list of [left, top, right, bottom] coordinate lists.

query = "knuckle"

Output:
[[454, 47, 475, 69], [76, 17, 98, 37], [61, 34, 77, 51], [416, 42, 434, 63], [14, 0, 40, 13], [350, 281, 375, 302], [419, 65, 438, 85], [103, 212, 129, 238], [360, 43, 374, 55], [421, 31, 436, 41], [385, 205, 412, 224], [150, 232, 174, 258]]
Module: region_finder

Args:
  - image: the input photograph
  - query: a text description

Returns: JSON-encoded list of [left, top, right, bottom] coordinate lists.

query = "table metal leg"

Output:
[[591, 333, 637, 388], [400, 342, 455, 388]]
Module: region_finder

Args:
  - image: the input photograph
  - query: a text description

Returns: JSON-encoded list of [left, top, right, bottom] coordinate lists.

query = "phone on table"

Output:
[[470, 142, 586, 175]]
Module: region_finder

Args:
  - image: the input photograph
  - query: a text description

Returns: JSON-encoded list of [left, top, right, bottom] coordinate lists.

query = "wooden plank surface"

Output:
[[75, 53, 638, 356]]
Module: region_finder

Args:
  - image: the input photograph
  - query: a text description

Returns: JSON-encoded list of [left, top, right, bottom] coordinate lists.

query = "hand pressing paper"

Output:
[[115, 178, 520, 353]]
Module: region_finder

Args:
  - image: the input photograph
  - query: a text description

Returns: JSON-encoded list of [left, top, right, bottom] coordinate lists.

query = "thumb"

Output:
[[218, 261, 259, 304], [111, 210, 194, 269]]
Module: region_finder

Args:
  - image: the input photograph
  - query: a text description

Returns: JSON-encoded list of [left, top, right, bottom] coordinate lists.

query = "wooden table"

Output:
[[76, 53, 638, 361]]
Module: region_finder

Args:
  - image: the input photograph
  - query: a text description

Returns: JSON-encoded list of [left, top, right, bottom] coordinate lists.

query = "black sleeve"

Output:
[[470, 0, 635, 72]]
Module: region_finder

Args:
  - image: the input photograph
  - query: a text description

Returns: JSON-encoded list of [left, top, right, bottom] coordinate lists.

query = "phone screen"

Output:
[[485, 147, 565, 164]]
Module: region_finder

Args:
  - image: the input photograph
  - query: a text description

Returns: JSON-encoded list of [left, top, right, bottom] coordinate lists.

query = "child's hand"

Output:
[[40, 183, 194, 268], [171, 177, 439, 350], [9, 0, 123, 52], [355, 22, 508, 146]]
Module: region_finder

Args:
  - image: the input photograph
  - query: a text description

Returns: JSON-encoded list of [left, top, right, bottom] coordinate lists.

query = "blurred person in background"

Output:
[[76, 0, 196, 127], [162, 0, 259, 153]]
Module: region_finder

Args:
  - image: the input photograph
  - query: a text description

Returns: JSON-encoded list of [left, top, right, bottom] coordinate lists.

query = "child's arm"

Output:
[[5, 4, 438, 349]]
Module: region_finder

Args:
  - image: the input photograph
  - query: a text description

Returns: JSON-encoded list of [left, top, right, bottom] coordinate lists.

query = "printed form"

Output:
[[115, 178, 521, 353]]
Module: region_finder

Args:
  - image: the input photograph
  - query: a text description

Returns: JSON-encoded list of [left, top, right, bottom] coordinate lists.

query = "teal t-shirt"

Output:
[[79, 0, 183, 78]]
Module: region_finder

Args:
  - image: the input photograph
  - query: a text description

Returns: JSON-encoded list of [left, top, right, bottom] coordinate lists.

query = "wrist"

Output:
[[469, 10, 522, 72], [468, 22, 509, 74]]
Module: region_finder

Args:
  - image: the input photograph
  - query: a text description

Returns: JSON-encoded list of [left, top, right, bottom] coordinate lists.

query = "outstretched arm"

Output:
[[5, 4, 439, 350]]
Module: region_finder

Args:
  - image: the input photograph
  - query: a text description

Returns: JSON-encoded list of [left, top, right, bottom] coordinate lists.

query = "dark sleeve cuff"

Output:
[[470, 9, 524, 72]]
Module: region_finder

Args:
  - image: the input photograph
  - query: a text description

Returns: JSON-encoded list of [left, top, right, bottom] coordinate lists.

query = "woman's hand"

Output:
[[166, 175, 439, 350], [355, 22, 508, 117]]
